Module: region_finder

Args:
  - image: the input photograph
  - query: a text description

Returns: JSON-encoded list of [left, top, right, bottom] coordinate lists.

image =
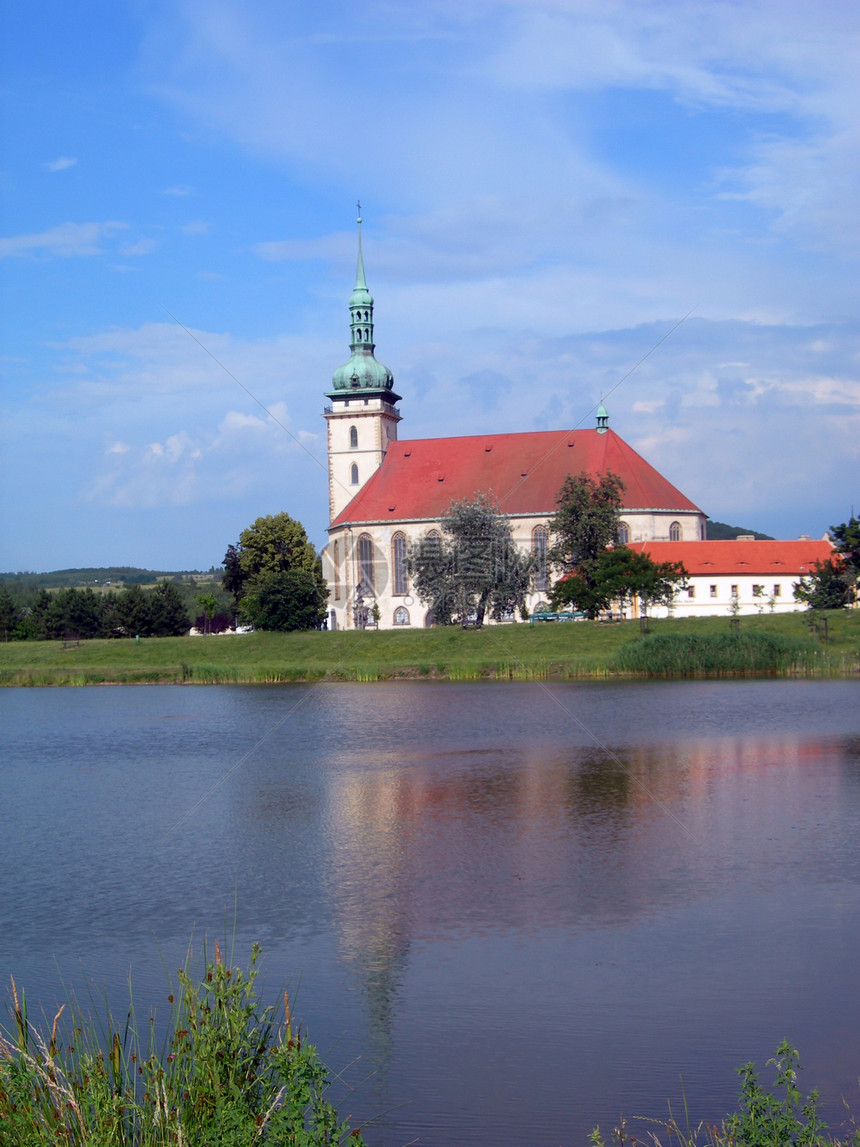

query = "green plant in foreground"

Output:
[[0, 943, 366, 1145], [591, 1041, 859, 1147]]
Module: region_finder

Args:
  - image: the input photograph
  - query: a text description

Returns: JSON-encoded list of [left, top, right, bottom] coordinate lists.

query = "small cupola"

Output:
[[596, 401, 609, 434]]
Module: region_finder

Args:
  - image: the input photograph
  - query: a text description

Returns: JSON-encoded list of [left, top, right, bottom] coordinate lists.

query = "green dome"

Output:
[[332, 352, 395, 392]]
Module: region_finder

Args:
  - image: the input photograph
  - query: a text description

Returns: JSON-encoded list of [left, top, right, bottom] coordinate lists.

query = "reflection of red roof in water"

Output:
[[630, 539, 834, 573], [333, 428, 702, 526]]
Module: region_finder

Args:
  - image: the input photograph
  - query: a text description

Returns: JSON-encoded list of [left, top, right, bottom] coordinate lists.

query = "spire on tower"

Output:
[[328, 207, 400, 400]]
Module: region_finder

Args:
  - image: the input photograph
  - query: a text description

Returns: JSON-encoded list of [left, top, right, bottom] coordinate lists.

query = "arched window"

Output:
[[333, 540, 340, 600], [393, 606, 410, 626], [350, 463, 359, 485], [669, 521, 682, 541], [359, 533, 374, 594], [532, 525, 548, 590], [392, 532, 408, 595], [618, 523, 630, 545], [349, 425, 358, 449]]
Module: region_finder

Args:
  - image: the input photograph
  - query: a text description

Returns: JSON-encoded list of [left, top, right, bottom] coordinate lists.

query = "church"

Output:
[[320, 217, 708, 630]]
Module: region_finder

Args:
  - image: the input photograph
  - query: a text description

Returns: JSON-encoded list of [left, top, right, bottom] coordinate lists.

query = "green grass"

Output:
[[0, 610, 857, 685], [0, 944, 365, 1145]]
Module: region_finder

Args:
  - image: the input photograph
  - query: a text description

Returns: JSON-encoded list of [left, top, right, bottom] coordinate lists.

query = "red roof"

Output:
[[629, 539, 834, 575], [332, 428, 702, 527]]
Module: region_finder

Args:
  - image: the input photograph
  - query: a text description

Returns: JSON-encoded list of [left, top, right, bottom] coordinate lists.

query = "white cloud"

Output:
[[0, 221, 127, 258], [181, 220, 210, 235], [119, 237, 158, 256], [162, 184, 194, 196], [45, 156, 78, 172]]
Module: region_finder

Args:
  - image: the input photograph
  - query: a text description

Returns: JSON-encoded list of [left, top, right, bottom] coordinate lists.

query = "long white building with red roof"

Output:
[[629, 539, 834, 618], [321, 217, 709, 630]]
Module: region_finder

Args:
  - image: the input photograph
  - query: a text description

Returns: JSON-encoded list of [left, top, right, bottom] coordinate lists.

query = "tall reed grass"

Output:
[[612, 631, 825, 677], [0, 943, 366, 1145]]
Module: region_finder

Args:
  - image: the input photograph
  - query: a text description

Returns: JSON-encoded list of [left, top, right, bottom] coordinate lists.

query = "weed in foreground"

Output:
[[0, 942, 366, 1146], [592, 1041, 859, 1147]]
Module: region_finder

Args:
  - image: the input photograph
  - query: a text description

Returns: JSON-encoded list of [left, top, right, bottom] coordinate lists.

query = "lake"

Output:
[[2, 680, 859, 1145]]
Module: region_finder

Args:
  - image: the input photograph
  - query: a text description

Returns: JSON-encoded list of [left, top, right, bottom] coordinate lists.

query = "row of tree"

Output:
[[0, 582, 191, 641]]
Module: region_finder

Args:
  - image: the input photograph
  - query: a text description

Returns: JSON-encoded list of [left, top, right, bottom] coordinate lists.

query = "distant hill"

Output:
[[0, 567, 219, 590], [705, 520, 774, 541]]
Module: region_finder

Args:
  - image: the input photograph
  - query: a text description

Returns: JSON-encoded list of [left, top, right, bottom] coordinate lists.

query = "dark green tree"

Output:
[[118, 584, 151, 636], [239, 570, 327, 631], [549, 471, 626, 573], [0, 588, 19, 641], [407, 493, 532, 626], [830, 514, 859, 605], [551, 546, 688, 619], [222, 543, 247, 613], [793, 557, 850, 610], [149, 581, 191, 637], [223, 512, 327, 631]]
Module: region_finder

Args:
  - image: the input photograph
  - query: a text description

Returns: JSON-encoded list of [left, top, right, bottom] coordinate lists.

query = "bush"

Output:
[[0, 944, 366, 1145], [613, 631, 815, 677]]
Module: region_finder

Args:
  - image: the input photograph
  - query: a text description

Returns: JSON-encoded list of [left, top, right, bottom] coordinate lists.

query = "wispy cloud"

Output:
[[119, 237, 158, 256], [45, 156, 78, 172], [162, 184, 194, 196], [0, 221, 127, 258], [181, 220, 210, 235]]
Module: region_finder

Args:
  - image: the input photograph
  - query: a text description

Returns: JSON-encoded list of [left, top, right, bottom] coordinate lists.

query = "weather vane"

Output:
[[357, 199, 361, 223]]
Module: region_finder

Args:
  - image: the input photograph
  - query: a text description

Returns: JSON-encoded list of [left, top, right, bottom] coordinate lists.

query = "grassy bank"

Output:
[[0, 610, 857, 685]]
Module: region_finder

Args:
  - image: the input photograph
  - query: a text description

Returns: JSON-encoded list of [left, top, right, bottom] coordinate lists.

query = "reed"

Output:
[[0, 943, 366, 1146]]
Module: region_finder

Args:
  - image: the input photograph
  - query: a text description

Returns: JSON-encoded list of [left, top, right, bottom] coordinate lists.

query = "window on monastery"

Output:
[[349, 426, 358, 449], [773, 584, 782, 597], [392, 533, 408, 595], [618, 523, 629, 545], [753, 584, 763, 597], [393, 606, 410, 626], [333, 541, 340, 600], [359, 534, 374, 594], [350, 463, 359, 485], [669, 521, 682, 542], [532, 525, 548, 591], [687, 586, 696, 599], [730, 584, 739, 598], [710, 585, 718, 598]]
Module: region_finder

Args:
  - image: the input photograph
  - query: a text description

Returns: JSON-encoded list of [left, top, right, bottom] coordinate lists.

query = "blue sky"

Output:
[[2, 0, 859, 572]]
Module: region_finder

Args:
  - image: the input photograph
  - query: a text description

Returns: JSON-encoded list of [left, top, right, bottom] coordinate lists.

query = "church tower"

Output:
[[324, 208, 401, 523]]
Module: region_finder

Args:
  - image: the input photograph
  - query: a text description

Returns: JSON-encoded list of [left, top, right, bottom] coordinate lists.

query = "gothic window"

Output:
[[350, 463, 359, 485], [359, 534, 374, 594], [618, 523, 630, 545], [333, 541, 341, 600], [349, 426, 358, 449], [532, 525, 548, 590], [392, 532, 408, 595], [669, 521, 682, 541], [393, 606, 410, 626]]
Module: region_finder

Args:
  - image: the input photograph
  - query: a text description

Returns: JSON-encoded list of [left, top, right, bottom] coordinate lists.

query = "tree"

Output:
[[830, 514, 860, 605], [0, 588, 19, 642], [223, 512, 327, 632], [551, 546, 688, 619], [239, 570, 327, 632], [549, 471, 626, 573], [148, 581, 191, 637], [195, 592, 217, 635], [793, 557, 850, 610], [407, 493, 532, 626], [222, 544, 247, 614]]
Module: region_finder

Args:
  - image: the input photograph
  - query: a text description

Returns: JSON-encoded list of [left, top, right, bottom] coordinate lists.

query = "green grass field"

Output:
[[1, 610, 858, 685]]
